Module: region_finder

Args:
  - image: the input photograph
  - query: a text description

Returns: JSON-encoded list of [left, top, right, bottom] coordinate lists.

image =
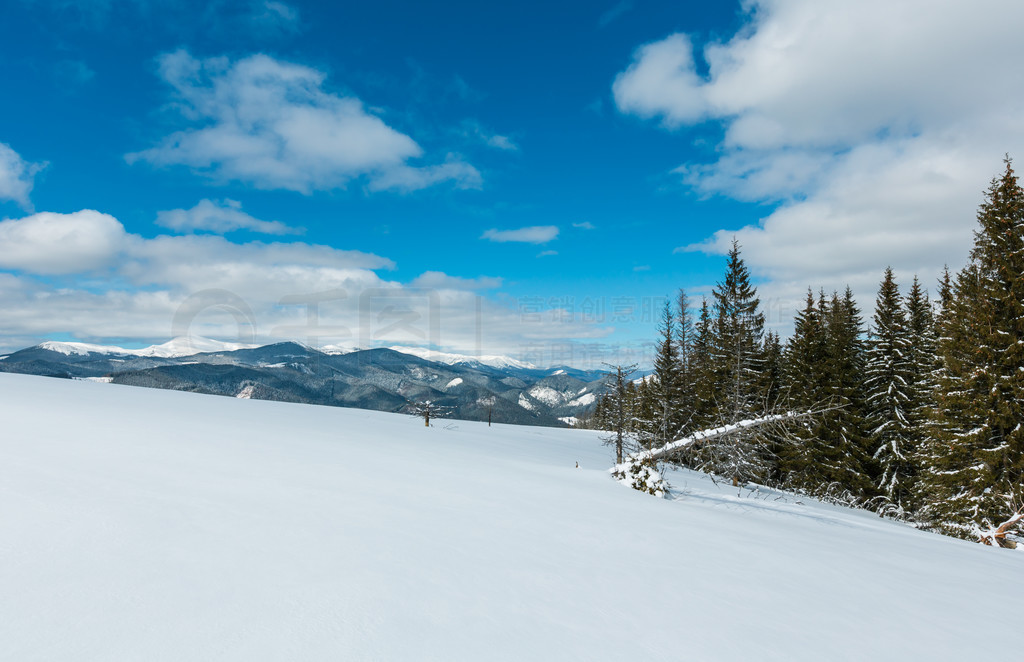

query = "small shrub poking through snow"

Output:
[[612, 458, 668, 498]]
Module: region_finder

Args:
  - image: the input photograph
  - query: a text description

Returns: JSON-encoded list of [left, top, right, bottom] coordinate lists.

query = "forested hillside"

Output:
[[587, 159, 1024, 547]]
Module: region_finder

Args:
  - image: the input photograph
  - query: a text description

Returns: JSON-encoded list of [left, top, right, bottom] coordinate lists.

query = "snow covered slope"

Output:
[[1, 372, 1020, 660]]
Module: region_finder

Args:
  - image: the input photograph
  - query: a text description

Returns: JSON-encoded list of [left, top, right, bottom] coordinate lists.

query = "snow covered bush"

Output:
[[612, 458, 668, 498]]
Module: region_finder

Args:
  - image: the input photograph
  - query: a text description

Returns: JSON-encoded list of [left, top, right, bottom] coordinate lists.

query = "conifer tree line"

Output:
[[588, 159, 1024, 544]]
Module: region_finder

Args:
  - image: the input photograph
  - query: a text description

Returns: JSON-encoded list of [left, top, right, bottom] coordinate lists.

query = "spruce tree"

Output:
[[633, 374, 658, 450], [778, 290, 828, 488], [903, 275, 937, 513], [694, 240, 770, 484], [600, 363, 639, 464], [865, 268, 915, 507], [710, 240, 765, 425], [920, 159, 1024, 538], [675, 288, 697, 434], [760, 330, 783, 408], [758, 329, 785, 482], [782, 290, 873, 500], [904, 276, 937, 414], [651, 301, 687, 445], [689, 298, 716, 430], [824, 288, 875, 498]]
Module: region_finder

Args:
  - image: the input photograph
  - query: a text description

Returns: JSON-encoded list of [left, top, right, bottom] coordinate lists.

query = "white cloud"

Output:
[[486, 135, 517, 151], [365, 159, 481, 193], [482, 225, 559, 244], [0, 143, 46, 210], [462, 121, 519, 151], [614, 0, 1024, 316], [410, 271, 502, 290], [156, 199, 301, 235], [573, 222, 595, 230], [613, 34, 708, 128], [127, 50, 479, 194], [0, 210, 127, 274], [249, 1, 300, 35], [537, 250, 558, 258], [0, 209, 610, 360]]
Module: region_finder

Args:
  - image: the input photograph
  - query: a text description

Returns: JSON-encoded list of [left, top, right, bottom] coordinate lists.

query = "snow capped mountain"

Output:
[[26, 337, 537, 370], [387, 345, 537, 370], [36, 336, 258, 358], [1, 338, 604, 427], [317, 343, 357, 356], [37, 341, 119, 357]]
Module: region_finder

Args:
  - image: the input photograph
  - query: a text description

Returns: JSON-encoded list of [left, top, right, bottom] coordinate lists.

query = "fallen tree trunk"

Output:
[[978, 506, 1024, 549], [610, 410, 813, 474], [608, 410, 819, 495]]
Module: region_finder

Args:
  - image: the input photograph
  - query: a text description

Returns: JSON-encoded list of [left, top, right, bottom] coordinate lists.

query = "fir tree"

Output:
[[865, 268, 915, 507], [782, 290, 874, 500], [632, 374, 658, 450], [903, 276, 937, 512], [920, 159, 1024, 539], [710, 240, 765, 424], [936, 266, 953, 324], [694, 240, 770, 484], [600, 363, 639, 464], [651, 302, 687, 445], [760, 330, 783, 408], [778, 290, 828, 487], [675, 288, 697, 434], [758, 329, 785, 483], [824, 289, 875, 498], [689, 298, 716, 430], [904, 276, 937, 409]]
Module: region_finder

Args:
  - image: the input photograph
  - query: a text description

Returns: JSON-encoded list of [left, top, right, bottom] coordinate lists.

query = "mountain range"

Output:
[[0, 338, 606, 426]]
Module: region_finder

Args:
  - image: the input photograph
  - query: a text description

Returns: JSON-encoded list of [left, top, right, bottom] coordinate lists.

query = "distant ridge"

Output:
[[37, 337, 259, 358], [0, 337, 605, 427]]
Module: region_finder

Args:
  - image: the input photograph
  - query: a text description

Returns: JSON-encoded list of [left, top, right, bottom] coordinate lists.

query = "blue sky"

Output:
[[1, 0, 1021, 366]]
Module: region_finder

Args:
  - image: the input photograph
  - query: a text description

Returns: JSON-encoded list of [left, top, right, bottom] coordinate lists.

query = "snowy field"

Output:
[[1, 373, 1020, 661]]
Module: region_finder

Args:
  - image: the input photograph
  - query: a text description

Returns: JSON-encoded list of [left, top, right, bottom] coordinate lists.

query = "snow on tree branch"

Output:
[[611, 410, 816, 474]]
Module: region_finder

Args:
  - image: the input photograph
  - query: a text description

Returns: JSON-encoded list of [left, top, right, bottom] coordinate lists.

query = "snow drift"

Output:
[[0, 373, 1019, 660]]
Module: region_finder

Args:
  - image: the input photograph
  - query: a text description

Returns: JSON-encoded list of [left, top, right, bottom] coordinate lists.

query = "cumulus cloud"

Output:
[[156, 199, 301, 235], [0, 210, 127, 274], [613, 34, 708, 128], [410, 271, 502, 290], [127, 50, 479, 194], [0, 209, 610, 361], [248, 0, 301, 36], [486, 135, 517, 151], [482, 225, 559, 244], [614, 0, 1024, 316], [0, 143, 46, 209], [365, 159, 482, 193], [461, 121, 519, 151]]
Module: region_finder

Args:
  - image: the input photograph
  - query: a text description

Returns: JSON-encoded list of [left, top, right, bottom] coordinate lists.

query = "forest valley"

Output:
[[582, 159, 1024, 549]]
